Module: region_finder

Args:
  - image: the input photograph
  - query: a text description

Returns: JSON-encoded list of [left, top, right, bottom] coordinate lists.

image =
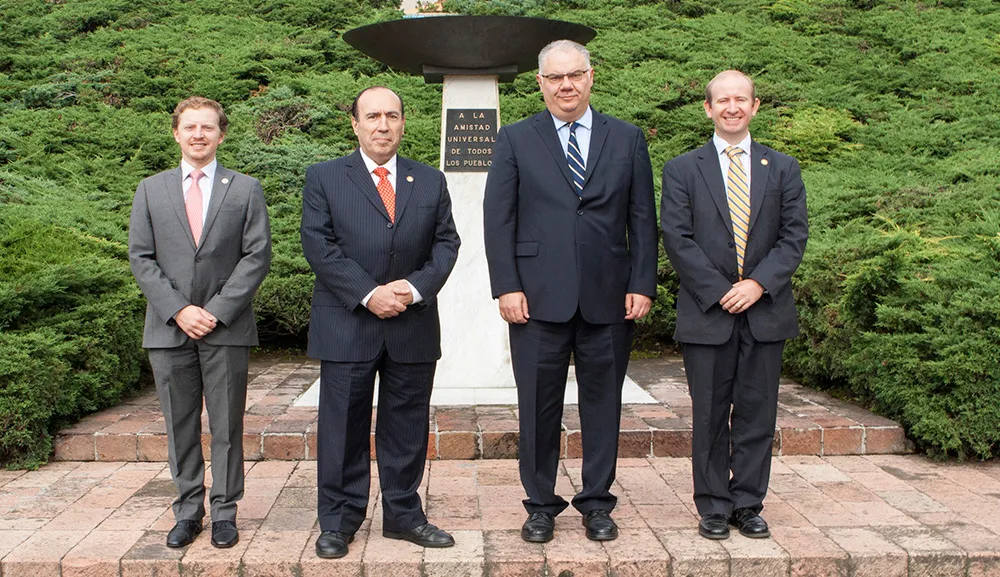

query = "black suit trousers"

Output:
[[316, 351, 435, 534], [682, 314, 784, 517], [510, 312, 633, 516]]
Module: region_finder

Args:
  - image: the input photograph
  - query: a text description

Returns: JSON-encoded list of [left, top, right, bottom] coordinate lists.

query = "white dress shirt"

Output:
[[552, 106, 594, 166], [181, 159, 217, 224], [713, 133, 752, 191], [357, 149, 423, 306]]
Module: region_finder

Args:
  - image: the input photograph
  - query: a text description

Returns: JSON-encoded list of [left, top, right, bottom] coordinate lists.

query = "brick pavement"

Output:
[[3, 456, 1000, 576], [52, 356, 912, 462]]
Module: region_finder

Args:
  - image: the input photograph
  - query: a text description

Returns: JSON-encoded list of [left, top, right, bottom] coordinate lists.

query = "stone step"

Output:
[[3, 458, 1000, 577], [52, 356, 913, 462]]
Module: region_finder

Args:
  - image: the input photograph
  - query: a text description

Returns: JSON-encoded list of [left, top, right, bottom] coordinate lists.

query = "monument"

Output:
[[344, 16, 595, 399]]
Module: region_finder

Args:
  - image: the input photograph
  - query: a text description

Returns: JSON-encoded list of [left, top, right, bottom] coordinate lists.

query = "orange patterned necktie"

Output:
[[373, 166, 395, 222], [186, 168, 204, 246]]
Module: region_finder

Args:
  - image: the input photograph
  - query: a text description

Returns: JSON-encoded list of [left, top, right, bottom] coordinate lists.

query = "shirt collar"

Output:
[[713, 133, 752, 157], [359, 149, 397, 176], [181, 158, 217, 181], [551, 106, 593, 132]]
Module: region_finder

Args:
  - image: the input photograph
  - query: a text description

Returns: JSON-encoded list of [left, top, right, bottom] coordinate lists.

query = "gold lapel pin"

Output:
[[221, 177, 230, 184], [406, 175, 414, 182], [760, 159, 768, 166]]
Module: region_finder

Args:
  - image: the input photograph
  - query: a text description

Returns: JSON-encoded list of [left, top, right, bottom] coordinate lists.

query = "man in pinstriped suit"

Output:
[[300, 86, 460, 559]]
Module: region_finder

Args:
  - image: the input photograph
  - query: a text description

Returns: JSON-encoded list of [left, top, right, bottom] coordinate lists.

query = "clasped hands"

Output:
[[175, 305, 217, 340], [366, 279, 414, 319], [498, 291, 653, 324], [720, 279, 764, 314]]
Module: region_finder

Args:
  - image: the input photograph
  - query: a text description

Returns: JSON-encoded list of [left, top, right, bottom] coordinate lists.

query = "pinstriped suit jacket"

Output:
[[300, 150, 460, 363]]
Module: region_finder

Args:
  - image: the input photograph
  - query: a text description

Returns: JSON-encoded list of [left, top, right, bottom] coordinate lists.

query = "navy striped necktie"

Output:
[[566, 122, 585, 196]]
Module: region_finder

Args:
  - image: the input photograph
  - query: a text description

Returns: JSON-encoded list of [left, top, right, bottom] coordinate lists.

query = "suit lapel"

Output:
[[532, 113, 575, 191], [694, 141, 733, 232], [164, 167, 197, 250], [393, 157, 414, 224], [345, 150, 392, 222], [198, 165, 234, 252], [748, 141, 770, 233], [582, 111, 609, 189]]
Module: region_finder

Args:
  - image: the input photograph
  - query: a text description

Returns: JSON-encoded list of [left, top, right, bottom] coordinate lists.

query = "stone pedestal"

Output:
[[434, 75, 513, 390]]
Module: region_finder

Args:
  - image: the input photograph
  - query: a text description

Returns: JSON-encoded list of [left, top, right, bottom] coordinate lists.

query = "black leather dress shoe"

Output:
[[730, 508, 769, 538], [698, 513, 730, 540], [383, 523, 455, 548], [582, 510, 618, 541], [211, 520, 239, 548], [315, 531, 354, 559], [521, 512, 555, 543], [166, 520, 202, 548]]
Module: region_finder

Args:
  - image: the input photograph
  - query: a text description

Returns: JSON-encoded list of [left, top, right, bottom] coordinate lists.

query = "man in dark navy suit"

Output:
[[484, 40, 658, 543], [661, 70, 808, 540], [301, 86, 460, 558]]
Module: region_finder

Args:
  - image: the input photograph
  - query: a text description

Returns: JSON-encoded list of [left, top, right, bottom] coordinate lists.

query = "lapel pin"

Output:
[[406, 175, 414, 183], [221, 177, 230, 184], [760, 159, 768, 166]]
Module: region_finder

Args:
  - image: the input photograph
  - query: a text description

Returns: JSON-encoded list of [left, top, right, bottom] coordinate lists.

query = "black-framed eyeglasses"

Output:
[[540, 69, 591, 85]]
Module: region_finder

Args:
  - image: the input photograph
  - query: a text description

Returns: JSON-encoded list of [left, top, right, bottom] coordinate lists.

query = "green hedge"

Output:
[[1, 0, 999, 464]]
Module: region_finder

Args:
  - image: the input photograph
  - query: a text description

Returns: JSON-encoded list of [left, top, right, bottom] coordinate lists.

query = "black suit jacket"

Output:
[[300, 150, 460, 363], [484, 109, 658, 325], [661, 140, 808, 345]]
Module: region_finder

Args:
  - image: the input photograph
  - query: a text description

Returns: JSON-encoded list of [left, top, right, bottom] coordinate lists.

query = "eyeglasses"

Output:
[[540, 69, 591, 85]]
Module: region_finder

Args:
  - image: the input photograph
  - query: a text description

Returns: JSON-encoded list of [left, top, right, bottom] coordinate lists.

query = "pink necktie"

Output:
[[186, 169, 204, 246], [373, 166, 395, 222]]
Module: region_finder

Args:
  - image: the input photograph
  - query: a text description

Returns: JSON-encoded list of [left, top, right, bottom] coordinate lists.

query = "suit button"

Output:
[[577, 210, 583, 215], [387, 222, 393, 229], [390, 251, 396, 258], [728, 241, 735, 248]]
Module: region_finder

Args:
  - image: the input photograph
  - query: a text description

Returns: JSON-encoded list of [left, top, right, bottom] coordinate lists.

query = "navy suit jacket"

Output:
[[483, 109, 658, 325], [300, 150, 460, 363], [661, 140, 808, 345]]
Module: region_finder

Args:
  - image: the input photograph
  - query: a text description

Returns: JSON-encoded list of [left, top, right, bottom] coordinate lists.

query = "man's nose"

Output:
[[376, 115, 389, 130]]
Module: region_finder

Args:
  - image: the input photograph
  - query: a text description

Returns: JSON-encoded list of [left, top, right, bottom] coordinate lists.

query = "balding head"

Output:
[[705, 70, 755, 103]]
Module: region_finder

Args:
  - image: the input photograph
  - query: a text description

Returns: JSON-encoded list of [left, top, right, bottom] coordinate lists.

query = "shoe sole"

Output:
[[738, 529, 770, 539], [699, 528, 730, 540], [211, 535, 239, 549], [382, 531, 455, 548], [585, 530, 619, 541], [520, 531, 553, 543]]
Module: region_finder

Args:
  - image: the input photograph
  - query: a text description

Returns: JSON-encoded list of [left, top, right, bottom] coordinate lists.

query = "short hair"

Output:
[[704, 70, 756, 102], [171, 96, 229, 134], [351, 86, 405, 120], [537, 40, 591, 74]]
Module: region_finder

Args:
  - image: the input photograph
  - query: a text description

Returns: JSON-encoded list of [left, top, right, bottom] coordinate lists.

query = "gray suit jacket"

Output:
[[128, 164, 272, 348], [661, 140, 808, 345]]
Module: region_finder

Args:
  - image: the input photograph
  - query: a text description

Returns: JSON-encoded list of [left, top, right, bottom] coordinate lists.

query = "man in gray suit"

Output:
[[128, 96, 271, 549], [661, 71, 808, 540], [301, 86, 460, 559]]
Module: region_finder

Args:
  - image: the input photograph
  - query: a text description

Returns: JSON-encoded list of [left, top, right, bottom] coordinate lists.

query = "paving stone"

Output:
[[824, 526, 907, 577], [936, 523, 1000, 577], [482, 529, 545, 577], [878, 525, 967, 577], [41, 507, 113, 532], [602, 526, 670, 577], [721, 533, 790, 577], [542, 532, 609, 577], [61, 529, 145, 577], [654, 528, 729, 577], [423, 530, 484, 577], [771, 526, 850, 577], [180, 527, 256, 576], [53, 434, 97, 461], [1, 530, 88, 577], [361, 531, 422, 577], [822, 427, 864, 455], [865, 427, 912, 454], [242, 529, 311, 577]]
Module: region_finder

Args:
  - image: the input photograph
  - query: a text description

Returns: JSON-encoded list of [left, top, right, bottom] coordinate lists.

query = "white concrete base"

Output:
[[292, 366, 658, 407]]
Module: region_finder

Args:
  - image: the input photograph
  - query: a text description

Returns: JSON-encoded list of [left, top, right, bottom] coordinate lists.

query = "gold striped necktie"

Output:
[[724, 146, 750, 279]]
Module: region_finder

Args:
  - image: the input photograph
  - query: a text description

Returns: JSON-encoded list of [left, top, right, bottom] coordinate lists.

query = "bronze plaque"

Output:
[[444, 109, 498, 172]]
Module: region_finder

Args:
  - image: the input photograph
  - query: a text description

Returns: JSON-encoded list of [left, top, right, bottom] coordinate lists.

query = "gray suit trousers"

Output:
[[148, 340, 249, 522]]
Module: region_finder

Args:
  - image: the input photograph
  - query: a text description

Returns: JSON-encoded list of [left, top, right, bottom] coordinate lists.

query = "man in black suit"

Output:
[[301, 86, 460, 558], [660, 70, 808, 540], [484, 40, 658, 543]]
